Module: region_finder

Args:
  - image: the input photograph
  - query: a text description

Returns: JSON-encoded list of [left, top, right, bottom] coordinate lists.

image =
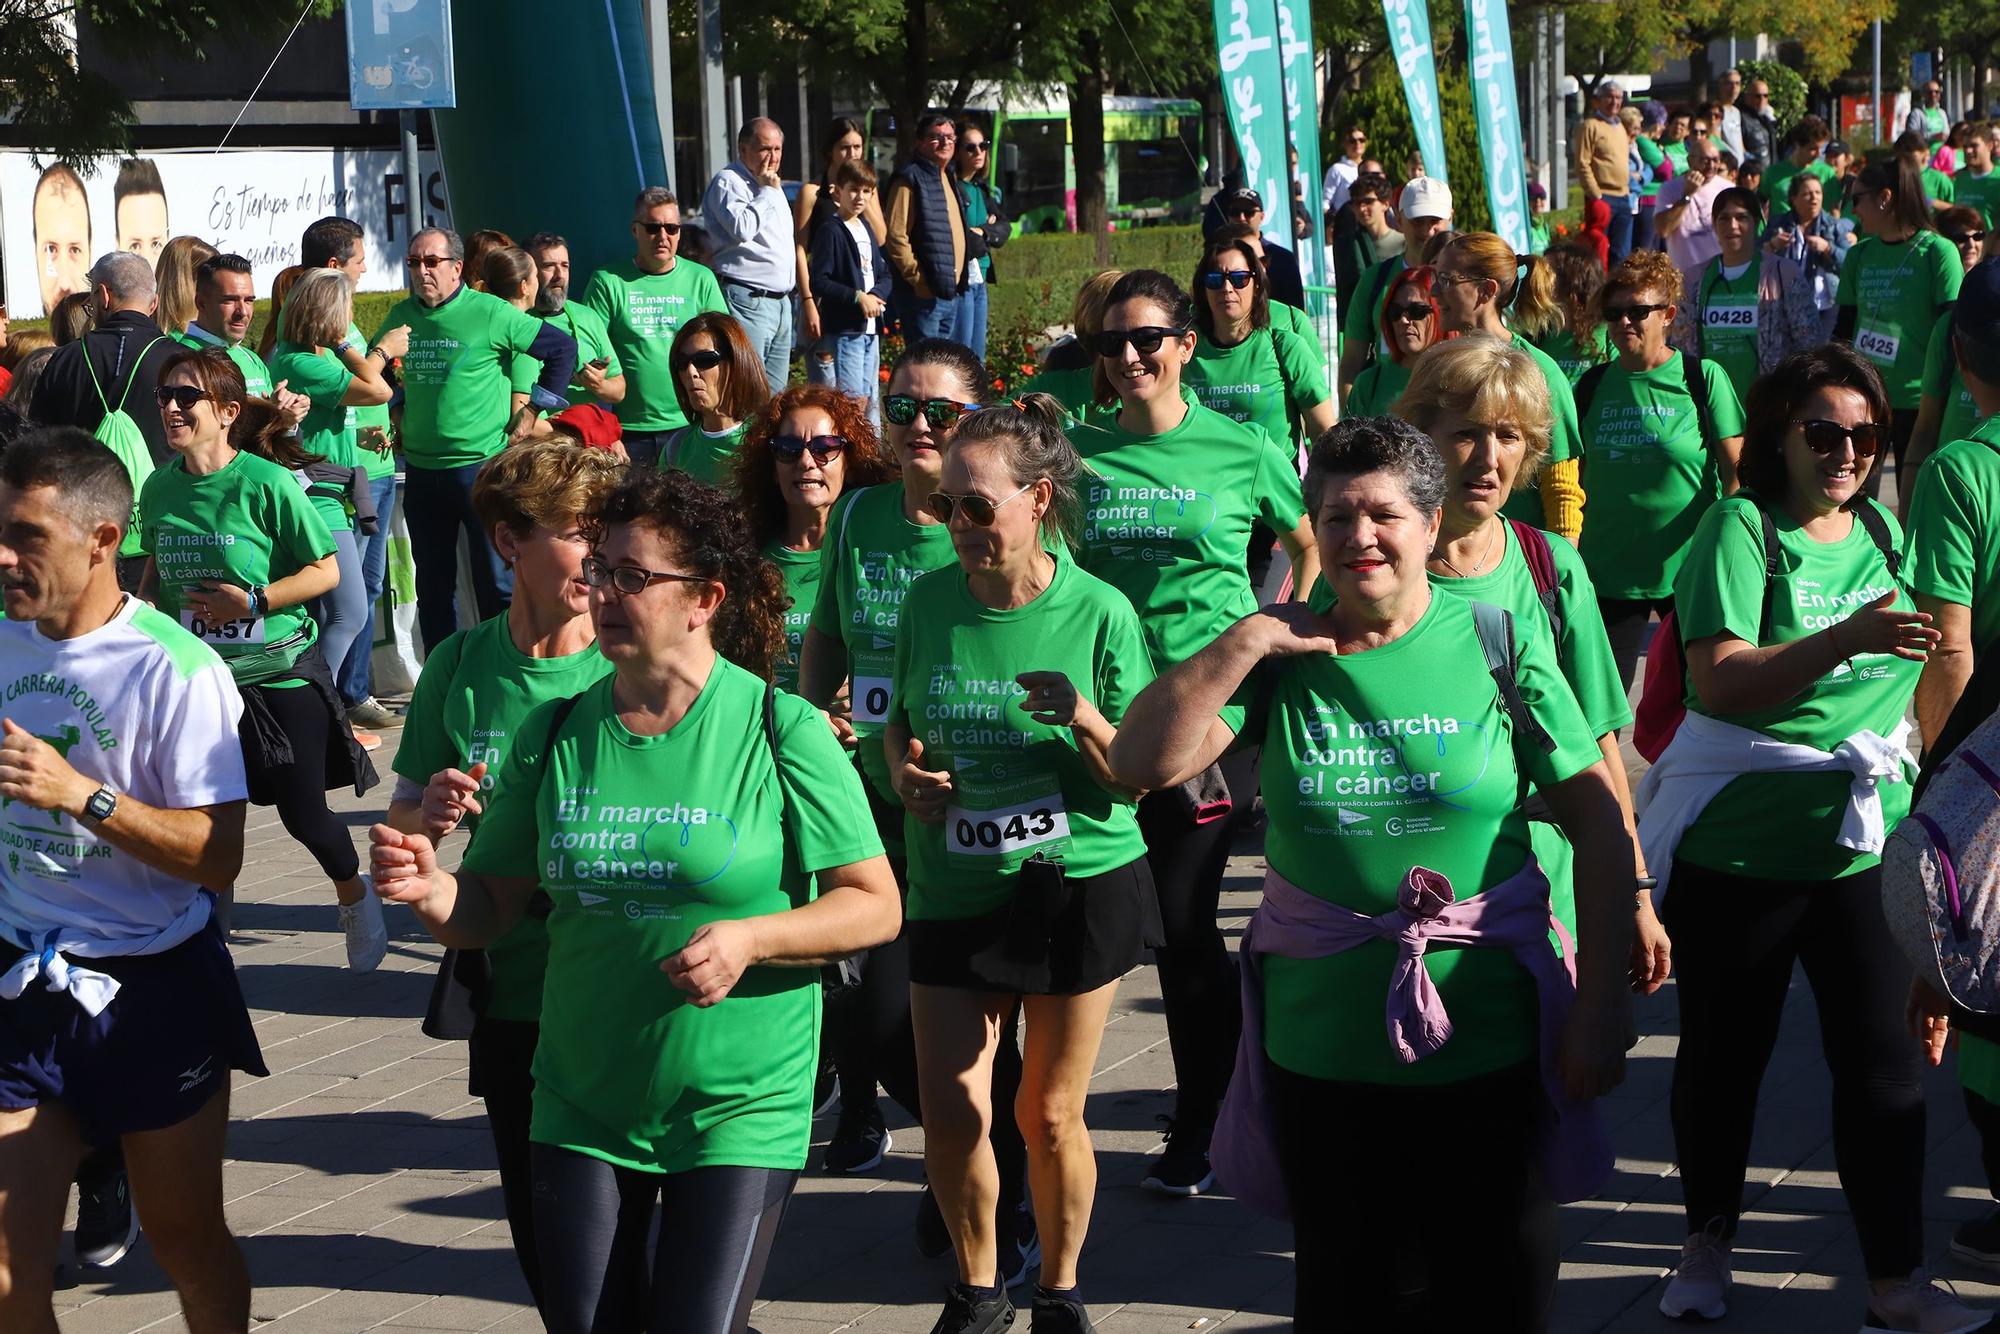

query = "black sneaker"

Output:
[[1030, 1289, 1098, 1334], [823, 1103, 891, 1174], [74, 1153, 139, 1269], [1140, 1115, 1214, 1196], [1954, 1205, 2000, 1271], [928, 1282, 1015, 1334], [813, 1060, 840, 1118], [998, 1201, 1041, 1289], [914, 1183, 954, 1259]]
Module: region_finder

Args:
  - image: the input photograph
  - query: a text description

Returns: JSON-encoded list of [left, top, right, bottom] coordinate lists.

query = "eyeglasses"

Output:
[[1603, 302, 1667, 324], [636, 221, 683, 236], [1946, 231, 1988, 249], [925, 483, 1033, 526], [1388, 301, 1434, 323], [1202, 270, 1255, 291], [1432, 271, 1478, 288], [884, 395, 981, 427], [771, 433, 847, 463], [926, 132, 958, 145], [1346, 133, 1368, 144], [406, 254, 456, 269], [1794, 419, 1882, 458], [672, 348, 725, 373], [581, 555, 710, 596], [960, 141, 989, 154], [155, 385, 210, 410], [1091, 326, 1188, 357]]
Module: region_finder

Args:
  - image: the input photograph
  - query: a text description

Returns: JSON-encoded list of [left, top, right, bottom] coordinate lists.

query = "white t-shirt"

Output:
[[844, 215, 879, 333], [0, 597, 247, 944]]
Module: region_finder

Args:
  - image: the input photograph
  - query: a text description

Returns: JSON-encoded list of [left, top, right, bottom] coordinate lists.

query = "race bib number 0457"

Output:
[[181, 610, 265, 645]]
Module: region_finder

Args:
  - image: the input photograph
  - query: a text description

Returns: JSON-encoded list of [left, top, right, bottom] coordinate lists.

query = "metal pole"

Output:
[[797, 67, 811, 182], [645, 0, 676, 192], [1872, 19, 1882, 153], [1530, 8, 1547, 189], [400, 109, 426, 240], [697, 0, 727, 185], [1551, 10, 1567, 210]]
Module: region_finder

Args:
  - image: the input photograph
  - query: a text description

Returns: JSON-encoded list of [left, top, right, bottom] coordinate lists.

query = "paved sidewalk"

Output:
[[49, 726, 2000, 1333]]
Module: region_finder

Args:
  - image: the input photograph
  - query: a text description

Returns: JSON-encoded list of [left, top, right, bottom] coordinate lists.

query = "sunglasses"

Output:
[[925, 483, 1033, 526], [1794, 418, 1882, 458], [581, 556, 709, 596], [1946, 231, 1988, 249], [1203, 270, 1255, 290], [1091, 326, 1188, 357], [884, 395, 980, 427], [1346, 134, 1368, 144], [1388, 301, 1434, 323], [155, 385, 210, 411], [772, 433, 847, 463], [673, 349, 726, 373], [406, 254, 456, 269], [636, 221, 683, 236], [1224, 206, 1259, 219], [1604, 302, 1667, 324], [960, 141, 989, 153]]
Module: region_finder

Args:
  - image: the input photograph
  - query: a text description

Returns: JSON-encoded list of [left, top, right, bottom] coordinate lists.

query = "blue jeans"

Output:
[[895, 289, 964, 345], [1606, 197, 1636, 267], [722, 281, 793, 394], [959, 281, 989, 362], [405, 460, 513, 653], [337, 473, 398, 705], [311, 527, 368, 706], [624, 430, 673, 470], [806, 333, 881, 427]]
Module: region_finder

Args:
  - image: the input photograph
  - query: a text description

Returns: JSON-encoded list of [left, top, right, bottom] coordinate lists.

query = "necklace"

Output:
[[1431, 519, 1499, 578]]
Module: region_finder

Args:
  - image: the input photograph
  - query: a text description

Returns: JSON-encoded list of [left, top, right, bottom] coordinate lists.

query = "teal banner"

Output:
[[1276, 0, 1327, 303], [1380, 0, 1447, 187], [1464, 0, 1529, 252], [1215, 0, 1290, 245]]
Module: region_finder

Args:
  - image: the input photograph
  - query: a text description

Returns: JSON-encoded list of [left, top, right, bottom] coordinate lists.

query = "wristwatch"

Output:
[[247, 585, 267, 617], [82, 783, 118, 825]]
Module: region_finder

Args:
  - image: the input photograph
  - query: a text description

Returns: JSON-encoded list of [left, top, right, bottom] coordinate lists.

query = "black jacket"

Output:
[[808, 212, 894, 337], [1261, 242, 1308, 312], [30, 310, 181, 464]]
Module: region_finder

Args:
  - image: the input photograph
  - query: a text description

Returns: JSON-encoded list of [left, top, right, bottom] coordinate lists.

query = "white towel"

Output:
[[0, 893, 213, 1016]]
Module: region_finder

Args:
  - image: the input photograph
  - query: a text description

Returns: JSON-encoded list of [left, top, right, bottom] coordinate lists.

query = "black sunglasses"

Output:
[[581, 556, 709, 596], [1794, 418, 1882, 458], [406, 254, 456, 269], [772, 433, 847, 463], [1388, 301, 1434, 323], [1091, 326, 1188, 357], [1203, 270, 1255, 291], [884, 395, 980, 427], [155, 385, 210, 410], [924, 484, 1032, 526], [1946, 231, 1988, 249], [1603, 302, 1668, 324], [673, 349, 726, 372], [637, 221, 683, 236]]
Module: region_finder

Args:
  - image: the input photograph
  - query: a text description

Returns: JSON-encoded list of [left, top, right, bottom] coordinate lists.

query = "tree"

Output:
[[1562, 0, 1876, 104], [0, 0, 338, 166]]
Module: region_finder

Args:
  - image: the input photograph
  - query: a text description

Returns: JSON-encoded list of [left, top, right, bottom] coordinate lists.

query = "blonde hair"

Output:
[[154, 235, 218, 335], [472, 437, 626, 546], [1441, 231, 1563, 341], [1393, 333, 1555, 488], [280, 269, 354, 348], [1070, 268, 1125, 339], [1619, 106, 1644, 133]]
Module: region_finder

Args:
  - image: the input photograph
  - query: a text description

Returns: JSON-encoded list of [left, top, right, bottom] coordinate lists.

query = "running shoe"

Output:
[[1140, 1115, 1214, 1197], [813, 1060, 840, 1118], [1030, 1289, 1098, 1333], [73, 1154, 139, 1269], [1659, 1229, 1731, 1321], [927, 1283, 1015, 1334], [352, 728, 383, 753], [999, 1201, 1041, 1290], [346, 697, 400, 730], [1864, 1270, 1991, 1332], [914, 1183, 953, 1260], [823, 1103, 890, 1173], [1953, 1206, 2000, 1272], [340, 882, 388, 972]]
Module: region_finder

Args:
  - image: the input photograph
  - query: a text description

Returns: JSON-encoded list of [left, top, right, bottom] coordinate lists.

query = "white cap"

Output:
[[1400, 176, 1452, 221]]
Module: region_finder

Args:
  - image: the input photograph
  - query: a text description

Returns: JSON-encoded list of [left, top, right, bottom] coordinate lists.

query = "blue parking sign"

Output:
[[347, 0, 457, 110]]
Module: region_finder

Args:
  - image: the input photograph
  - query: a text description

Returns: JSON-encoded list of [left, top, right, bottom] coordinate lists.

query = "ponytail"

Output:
[[950, 391, 1085, 547], [230, 397, 323, 471], [1508, 254, 1563, 341]]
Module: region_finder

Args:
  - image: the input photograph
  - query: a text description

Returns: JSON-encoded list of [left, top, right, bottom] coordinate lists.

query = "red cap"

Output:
[[551, 403, 622, 450]]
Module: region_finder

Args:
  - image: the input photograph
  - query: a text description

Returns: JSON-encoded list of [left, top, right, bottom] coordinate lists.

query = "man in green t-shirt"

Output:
[[1336, 175, 1452, 401], [1759, 115, 1831, 213], [578, 187, 731, 468], [1956, 124, 2000, 228], [521, 233, 625, 412], [376, 226, 579, 652]]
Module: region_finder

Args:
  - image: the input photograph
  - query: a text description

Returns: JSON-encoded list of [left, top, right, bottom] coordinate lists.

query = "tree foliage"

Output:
[[1736, 57, 1806, 132], [1340, 56, 1492, 232], [1563, 0, 1878, 103]]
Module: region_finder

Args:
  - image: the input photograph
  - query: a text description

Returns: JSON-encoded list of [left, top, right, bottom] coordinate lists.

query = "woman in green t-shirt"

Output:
[[1530, 245, 1613, 385], [382, 438, 622, 1314], [663, 312, 771, 489], [732, 383, 894, 693], [371, 468, 900, 1334], [1644, 345, 1962, 1330], [888, 396, 1160, 1334], [1342, 264, 1439, 419], [1899, 226, 1996, 507], [140, 348, 384, 968], [1185, 235, 1335, 450], [1106, 416, 1637, 1330]]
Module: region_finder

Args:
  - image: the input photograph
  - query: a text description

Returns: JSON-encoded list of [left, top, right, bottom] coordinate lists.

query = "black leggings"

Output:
[[1664, 858, 1924, 1278], [1864, 405, 1921, 501], [1968, 1088, 2000, 1199], [531, 1145, 797, 1334], [245, 682, 358, 883], [467, 1017, 551, 1316], [1137, 745, 1259, 1122], [1599, 596, 1674, 699], [1270, 1059, 1557, 1330]]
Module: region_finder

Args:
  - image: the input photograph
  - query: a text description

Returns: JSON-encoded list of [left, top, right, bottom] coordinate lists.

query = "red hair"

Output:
[[732, 383, 897, 546], [1379, 264, 1448, 365]]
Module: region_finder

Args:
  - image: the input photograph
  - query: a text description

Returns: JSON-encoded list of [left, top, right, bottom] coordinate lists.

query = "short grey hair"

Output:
[[1597, 80, 1624, 99], [633, 186, 678, 216], [87, 251, 154, 304], [408, 226, 463, 261], [1303, 416, 1447, 518]]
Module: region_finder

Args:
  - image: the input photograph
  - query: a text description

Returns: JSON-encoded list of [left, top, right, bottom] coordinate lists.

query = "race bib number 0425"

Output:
[[1855, 327, 1900, 364]]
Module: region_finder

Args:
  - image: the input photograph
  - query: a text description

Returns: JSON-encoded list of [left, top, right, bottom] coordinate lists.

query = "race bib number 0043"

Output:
[[1855, 327, 1900, 364], [946, 794, 1070, 858], [180, 609, 265, 645]]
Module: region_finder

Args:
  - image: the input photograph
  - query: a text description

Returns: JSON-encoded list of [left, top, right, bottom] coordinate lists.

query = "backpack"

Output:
[[83, 335, 165, 558], [1630, 494, 1903, 763], [1508, 518, 1564, 646]]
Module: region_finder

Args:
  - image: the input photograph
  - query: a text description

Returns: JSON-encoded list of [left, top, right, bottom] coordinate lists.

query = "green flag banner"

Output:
[[1464, 0, 1529, 252], [1276, 0, 1327, 302], [1381, 0, 1448, 187], [1215, 0, 1290, 243]]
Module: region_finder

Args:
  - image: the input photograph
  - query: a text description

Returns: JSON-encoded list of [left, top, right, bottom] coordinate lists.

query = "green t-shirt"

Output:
[[1923, 309, 1986, 451], [1956, 171, 2000, 228], [138, 451, 335, 686], [808, 484, 958, 802], [266, 340, 357, 534], [664, 421, 749, 489], [1018, 363, 1099, 418], [1344, 357, 1410, 419], [1499, 333, 1582, 528], [1673, 496, 1919, 879], [1836, 231, 1964, 409], [1069, 395, 1307, 680], [1924, 167, 1957, 208], [460, 660, 883, 1174], [342, 322, 395, 482], [1187, 326, 1331, 449], [1663, 140, 1690, 176], [508, 303, 622, 409], [392, 614, 614, 1022], [1687, 257, 1763, 411], [1576, 351, 1746, 599], [1257, 591, 1599, 1085], [1342, 255, 1407, 361], [765, 541, 821, 694], [577, 259, 731, 433], [1532, 325, 1612, 385], [1270, 300, 1327, 370], [1763, 159, 1834, 213], [1907, 414, 2000, 654], [169, 329, 274, 396], [376, 287, 550, 470], [887, 557, 1153, 919]]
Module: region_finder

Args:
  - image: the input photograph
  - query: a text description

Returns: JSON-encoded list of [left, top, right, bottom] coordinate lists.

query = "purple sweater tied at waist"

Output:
[[1212, 859, 1615, 1218]]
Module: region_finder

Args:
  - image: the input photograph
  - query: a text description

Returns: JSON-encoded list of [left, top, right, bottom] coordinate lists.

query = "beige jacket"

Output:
[[1573, 116, 1630, 200]]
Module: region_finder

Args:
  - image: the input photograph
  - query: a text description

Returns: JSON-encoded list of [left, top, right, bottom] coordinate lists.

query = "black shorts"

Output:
[[0, 914, 266, 1145], [908, 857, 1163, 996]]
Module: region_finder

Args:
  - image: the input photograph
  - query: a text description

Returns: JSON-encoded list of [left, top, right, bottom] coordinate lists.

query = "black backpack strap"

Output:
[[1470, 601, 1555, 808], [524, 691, 587, 921], [1849, 496, 1905, 581], [1678, 350, 1719, 455], [1506, 518, 1565, 645], [1752, 497, 1781, 642], [1573, 362, 1611, 427]]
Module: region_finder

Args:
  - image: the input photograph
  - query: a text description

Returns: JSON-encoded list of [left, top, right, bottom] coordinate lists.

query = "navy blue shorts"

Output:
[[0, 916, 266, 1145]]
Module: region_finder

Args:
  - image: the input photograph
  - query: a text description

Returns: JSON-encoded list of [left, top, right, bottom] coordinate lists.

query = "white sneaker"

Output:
[[339, 881, 387, 972], [1660, 1229, 1732, 1321], [1864, 1269, 1990, 1333]]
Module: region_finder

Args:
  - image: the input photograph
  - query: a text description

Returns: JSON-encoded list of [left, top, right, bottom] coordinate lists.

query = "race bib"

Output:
[[1855, 325, 1900, 365], [1702, 302, 1757, 330], [946, 792, 1071, 859], [180, 609, 265, 645], [851, 675, 894, 725]]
